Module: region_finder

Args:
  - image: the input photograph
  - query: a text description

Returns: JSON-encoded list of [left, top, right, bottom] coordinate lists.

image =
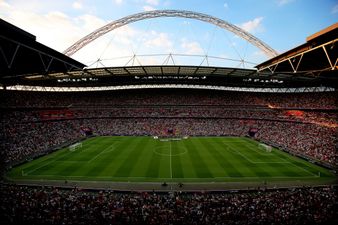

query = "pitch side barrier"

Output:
[[5, 182, 336, 193], [7, 180, 337, 193]]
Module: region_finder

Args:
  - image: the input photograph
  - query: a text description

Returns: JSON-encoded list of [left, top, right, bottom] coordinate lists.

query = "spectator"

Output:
[[0, 184, 336, 225]]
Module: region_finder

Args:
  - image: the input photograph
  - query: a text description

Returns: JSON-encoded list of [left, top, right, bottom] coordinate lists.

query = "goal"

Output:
[[154, 136, 189, 142], [69, 142, 82, 151], [258, 143, 272, 152]]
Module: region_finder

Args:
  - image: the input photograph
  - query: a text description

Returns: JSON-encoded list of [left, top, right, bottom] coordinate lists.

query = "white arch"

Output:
[[63, 10, 278, 58]]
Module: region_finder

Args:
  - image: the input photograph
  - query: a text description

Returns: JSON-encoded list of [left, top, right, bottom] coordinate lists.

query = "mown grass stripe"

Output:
[[145, 140, 164, 178], [8, 136, 335, 183], [171, 141, 184, 178], [212, 141, 247, 177], [185, 139, 213, 178], [233, 141, 289, 178], [83, 138, 134, 177], [178, 141, 196, 178], [113, 137, 147, 177], [83, 137, 114, 158], [128, 138, 154, 177], [145, 153, 162, 178], [271, 149, 324, 176], [195, 138, 227, 177], [241, 139, 319, 177], [225, 142, 264, 177], [229, 139, 316, 178], [81, 139, 127, 177], [228, 144, 272, 178], [94, 137, 137, 177], [237, 142, 284, 163], [24, 148, 80, 176]]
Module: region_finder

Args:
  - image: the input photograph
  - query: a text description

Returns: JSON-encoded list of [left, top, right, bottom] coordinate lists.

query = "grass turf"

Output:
[[7, 136, 335, 183]]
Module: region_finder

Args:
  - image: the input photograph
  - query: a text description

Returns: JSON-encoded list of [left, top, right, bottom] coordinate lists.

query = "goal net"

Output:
[[154, 136, 189, 141], [69, 142, 82, 151], [258, 143, 272, 152]]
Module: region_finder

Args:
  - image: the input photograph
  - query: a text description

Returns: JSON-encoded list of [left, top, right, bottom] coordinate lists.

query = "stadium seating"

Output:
[[0, 184, 336, 225], [1, 89, 337, 225], [1, 89, 336, 167]]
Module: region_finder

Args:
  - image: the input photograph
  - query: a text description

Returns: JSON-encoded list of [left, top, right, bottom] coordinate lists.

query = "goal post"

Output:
[[258, 143, 272, 152], [69, 142, 82, 151]]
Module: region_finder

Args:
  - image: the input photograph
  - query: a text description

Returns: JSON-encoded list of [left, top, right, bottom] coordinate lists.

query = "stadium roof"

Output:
[[0, 20, 337, 89], [256, 23, 337, 77], [2, 65, 335, 89], [0, 19, 85, 78]]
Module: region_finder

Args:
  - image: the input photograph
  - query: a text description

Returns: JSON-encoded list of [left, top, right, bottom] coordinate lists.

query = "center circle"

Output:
[[153, 146, 188, 156]]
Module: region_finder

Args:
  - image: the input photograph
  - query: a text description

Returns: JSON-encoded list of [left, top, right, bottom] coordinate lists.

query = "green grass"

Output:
[[7, 136, 336, 184]]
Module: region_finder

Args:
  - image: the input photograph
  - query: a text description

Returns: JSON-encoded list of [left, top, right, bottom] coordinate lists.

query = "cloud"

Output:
[[72, 1, 82, 9], [136, 57, 161, 65], [332, 4, 338, 14], [145, 32, 173, 49], [0, 0, 261, 68], [143, 5, 156, 11], [113, 0, 123, 5], [70, 23, 143, 66], [0, 0, 10, 8], [180, 39, 204, 55], [145, 0, 159, 6], [277, 0, 294, 6], [74, 34, 137, 66], [0, 0, 178, 67], [0, 0, 70, 14], [223, 2, 228, 9], [239, 17, 264, 33], [143, 0, 159, 12], [75, 14, 106, 32], [111, 25, 139, 45], [0, 1, 108, 54]]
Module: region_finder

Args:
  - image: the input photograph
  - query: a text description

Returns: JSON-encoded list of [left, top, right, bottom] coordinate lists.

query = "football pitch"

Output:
[[7, 136, 335, 185]]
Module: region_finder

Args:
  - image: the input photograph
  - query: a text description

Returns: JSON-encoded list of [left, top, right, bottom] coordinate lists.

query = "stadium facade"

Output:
[[0, 13, 337, 225]]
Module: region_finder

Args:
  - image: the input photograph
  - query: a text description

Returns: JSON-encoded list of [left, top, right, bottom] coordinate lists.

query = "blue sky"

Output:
[[1, 0, 337, 68]]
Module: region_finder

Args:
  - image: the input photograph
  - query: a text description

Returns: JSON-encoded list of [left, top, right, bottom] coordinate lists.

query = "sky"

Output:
[[1, 0, 337, 68]]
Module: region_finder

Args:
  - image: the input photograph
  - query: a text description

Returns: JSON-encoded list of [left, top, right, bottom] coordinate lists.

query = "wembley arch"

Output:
[[63, 10, 278, 58]]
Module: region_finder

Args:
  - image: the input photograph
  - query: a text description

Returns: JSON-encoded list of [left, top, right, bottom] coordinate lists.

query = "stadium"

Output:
[[0, 2, 337, 225]]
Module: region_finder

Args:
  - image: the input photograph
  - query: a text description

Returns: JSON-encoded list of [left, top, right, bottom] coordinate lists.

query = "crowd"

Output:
[[0, 89, 337, 225], [3, 107, 337, 126], [1, 89, 337, 109], [0, 184, 336, 225], [1, 117, 336, 167], [1, 88, 337, 167], [1, 120, 83, 165], [253, 121, 336, 165]]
